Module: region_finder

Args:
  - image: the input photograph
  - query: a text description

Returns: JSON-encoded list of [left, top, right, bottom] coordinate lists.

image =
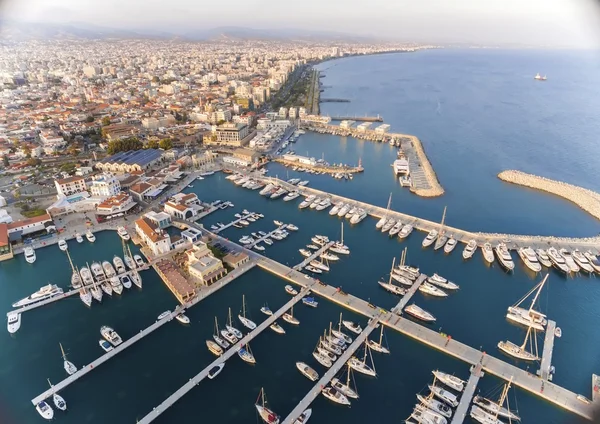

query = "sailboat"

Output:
[[330, 222, 350, 255], [471, 378, 519, 423], [506, 274, 548, 331], [238, 342, 256, 364], [498, 326, 540, 361], [416, 393, 453, 418], [227, 307, 243, 339], [282, 305, 300, 325], [213, 317, 230, 349], [433, 207, 448, 250], [376, 193, 392, 229], [348, 343, 376, 376], [331, 314, 353, 344], [123, 239, 135, 270], [473, 380, 521, 421], [331, 363, 359, 399], [312, 339, 333, 368], [60, 343, 77, 375], [255, 388, 280, 424], [238, 295, 257, 330], [47, 379, 67, 411], [379, 257, 407, 296], [367, 324, 390, 354]]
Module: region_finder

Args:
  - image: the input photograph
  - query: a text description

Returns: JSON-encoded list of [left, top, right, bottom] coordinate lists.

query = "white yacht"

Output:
[[422, 230, 438, 247], [113, 256, 127, 274], [79, 266, 94, 285], [315, 198, 331, 211], [80, 287, 93, 306], [506, 274, 548, 331], [572, 250, 594, 273], [517, 247, 542, 272], [285, 285, 298, 295], [482, 243, 495, 264], [322, 386, 350, 406], [309, 259, 329, 272], [389, 221, 403, 236], [348, 345, 376, 377], [309, 197, 321, 209], [12, 284, 64, 307], [175, 313, 190, 324], [349, 209, 367, 224], [473, 396, 520, 421], [238, 295, 257, 330], [7, 312, 21, 334], [134, 254, 145, 267], [428, 385, 458, 407], [416, 394, 452, 418], [207, 363, 225, 379], [287, 224, 299, 231], [53, 389, 68, 411], [331, 366, 359, 399], [255, 388, 279, 424], [293, 409, 312, 424], [259, 183, 275, 195], [99, 339, 114, 352], [101, 326, 123, 346], [120, 275, 132, 289], [547, 247, 570, 273], [584, 251, 600, 273], [270, 322, 286, 334], [443, 236, 456, 253], [85, 230, 96, 243], [462, 239, 477, 259], [337, 203, 351, 217], [535, 249, 553, 268], [494, 243, 515, 271], [381, 218, 396, 233], [405, 304, 436, 322], [411, 404, 448, 424], [432, 370, 465, 392], [434, 232, 448, 250], [58, 239, 68, 251], [117, 226, 130, 241], [419, 282, 448, 297], [102, 261, 117, 278], [36, 401, 54, 420], [398, 224, 414, 239], [270, 187, 288, 199], [238, 344, 256, 364], [206, 340, 223, 357], [342, 320, 362, 334], [60, 343, 77, 375], [282, 308, 300, 325], [427, 274, 459, 290], [75, 233, 83, 243], [24, 246, 36, 264], [320, 252, 339, 261], [312, 349, 333, 368], [498, 337, 539, 361], [329, 203, 342, 216], [299, 195, 316, 209], [91, 262, 106, 282], [470, 405, 504, 424], [559, 249, 580, 273], [379, 280, 407, 295]]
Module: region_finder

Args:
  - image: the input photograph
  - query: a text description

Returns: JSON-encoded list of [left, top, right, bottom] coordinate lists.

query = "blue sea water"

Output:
[[1, 49, 600, 424]]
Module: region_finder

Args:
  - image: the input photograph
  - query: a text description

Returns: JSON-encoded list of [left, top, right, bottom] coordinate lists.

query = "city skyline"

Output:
[[2, 0, 600, 47]]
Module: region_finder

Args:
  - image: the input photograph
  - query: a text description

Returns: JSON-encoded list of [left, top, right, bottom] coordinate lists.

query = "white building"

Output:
[[278, 107, 287, 118], [256, 119, 290, 130], [375, 124, 391, 134], [163, 193, 203, 220], [89, 173, 121, 198], [214, 123, 250, 145], [54, 176, 87, 197], [135, 216, 171, 256], [288, 107, 298, 119], [96, 193, 136, 217], [340, 120, 355, 129]]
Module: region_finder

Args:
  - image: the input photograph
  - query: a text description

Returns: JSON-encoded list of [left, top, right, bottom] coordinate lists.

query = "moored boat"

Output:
[[462, 239, 477, 259], [432, 370, 465, 392], [405, 304, 436, 322]]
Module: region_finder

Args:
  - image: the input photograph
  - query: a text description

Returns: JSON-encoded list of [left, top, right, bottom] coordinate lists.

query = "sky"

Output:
[[2, 0, 600, 47]]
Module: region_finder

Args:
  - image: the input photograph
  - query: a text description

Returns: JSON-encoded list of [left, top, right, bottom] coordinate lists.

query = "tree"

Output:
[[26, 158, 42, 167], [106, 137, 143, 155], [23, 146, 31, 157], [159, 138, 173, 150], [60, 162, 76, 174], [86, 116, 95, 123], [67, 144, 80, 156], [216, 119, 226, 126], [2, 155, 9, 167], [147, 140, 159, 149], [101, 116, 112, 126]]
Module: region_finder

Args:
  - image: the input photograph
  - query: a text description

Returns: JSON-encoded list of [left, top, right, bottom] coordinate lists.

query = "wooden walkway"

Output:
[[451, 363, 484, 424], [281, 319, 378, 424], [293, 240, 335, 270], [538, 320, 557, 381], [392, 274, 426, 313], [136, 286, 312, 424]]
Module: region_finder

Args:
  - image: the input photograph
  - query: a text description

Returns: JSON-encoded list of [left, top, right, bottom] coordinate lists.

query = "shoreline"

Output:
[[498, 170, 600, 222]]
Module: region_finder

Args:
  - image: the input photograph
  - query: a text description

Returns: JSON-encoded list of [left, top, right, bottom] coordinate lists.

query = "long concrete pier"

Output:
[[31, 305, 185, 405], [281, 319, 378, 424], [191, 228, 596, 420], [244, 175, 600, 253], [293, 240, 335, 270], [451, 363, 484, 424], [538, 320, 557, 381], [392, 273, 426, 313], [136, 286, 312, 424]]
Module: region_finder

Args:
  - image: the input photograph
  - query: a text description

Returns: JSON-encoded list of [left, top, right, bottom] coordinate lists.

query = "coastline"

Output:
[[498, 170, 600, 222]]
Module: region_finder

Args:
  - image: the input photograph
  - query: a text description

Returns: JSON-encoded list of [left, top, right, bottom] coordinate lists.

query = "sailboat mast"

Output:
[[341, 222, 344, 244], [385, 193, 392, 218], [66, 249, 76, 272], [528, 274, 548, 314], [379, 325, 384, 345], [242, 295, 246, 318], [496, 378, 513, 419], [59, 342, 66, 359], [388, 257, 396, 285]]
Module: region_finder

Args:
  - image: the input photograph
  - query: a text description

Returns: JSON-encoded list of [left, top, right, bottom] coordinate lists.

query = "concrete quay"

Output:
[[281, 319, 378, 424], [451, 363, 484, 424], [538, 320, 557, 381], [136, 286, 312, 424], [499, 170, 600, 222]]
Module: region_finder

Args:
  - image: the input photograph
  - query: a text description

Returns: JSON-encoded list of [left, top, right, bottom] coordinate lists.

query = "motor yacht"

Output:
[[312, 348, 333, 367], [113, 256, 127, 274], [428, 385, 458, 407], [309, 260, 329, 272], [329, 203, 342, 215], [120, 275, 133, 289], [584, 251, 600, 273], [101, 326, 123, 346], [285, 285, 298, 295], [75, 233, 83, 243], [427, 274, 459, 290], [535, 249, 553, 268], [342, 320, 362, 334], [270, 187, 288, 199], [99, 339, 114, 352], [443, 236, 457, 253], [422, 230, 438, 247], [432, 370, 465, 392], [316, 198, 331, 211], [405, 304, 436, 322], [517, 247, 542, 272], [102, 261, 117, 278], [321, 387, 350, 405], [389, 221, 403, 236], [349, 209, 367, 224], [134, 255, 145, 267], [58, 239, 68, 251], [309, 197, 321, 209], [419, 282, 448, 297], [12, 284, 63, 307], [176, 313, 190, 324], [494, 243, 515, 271], [559, 249, 580, 273], [337, 203, 351, 217], [36, 401, 54, 420], [482, 243, 495, 264], [302, 297, 318, 308], [270, 322, 286, 334], [207, 363, 225, 379], [572, 250, 594, 273], [411, 404, 448, 424], [299, 248, 312, 258], [85, 230, 96, 243], [206, 340, 223, 357], [462, 239, 477, 259], [287, 224, 299, 231], [7, 312, 21, 334], [547, 247, 570, 273], [381, 218, 396, 233], [24, 246, 36, 264], [398, 224, 414, 239], [117, 226, 130, 241]]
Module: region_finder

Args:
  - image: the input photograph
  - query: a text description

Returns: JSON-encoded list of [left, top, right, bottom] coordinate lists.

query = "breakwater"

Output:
[[404, 134, 444, 198], [498, 170, 600, 222]]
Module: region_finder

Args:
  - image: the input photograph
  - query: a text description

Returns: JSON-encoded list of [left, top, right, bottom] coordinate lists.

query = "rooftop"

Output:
[[101, 149, 162, 166], [7, 213, 53, 230]]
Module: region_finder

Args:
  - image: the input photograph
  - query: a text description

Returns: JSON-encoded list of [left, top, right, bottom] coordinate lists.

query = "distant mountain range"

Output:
[[0, 20, 378, 42]]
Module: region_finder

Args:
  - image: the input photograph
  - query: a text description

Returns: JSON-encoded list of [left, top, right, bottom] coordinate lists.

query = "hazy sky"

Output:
[[2, 0, 600, 47]]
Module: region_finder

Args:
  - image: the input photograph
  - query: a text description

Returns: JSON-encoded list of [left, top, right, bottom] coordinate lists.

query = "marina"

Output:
[[450, 363, 484, 424]]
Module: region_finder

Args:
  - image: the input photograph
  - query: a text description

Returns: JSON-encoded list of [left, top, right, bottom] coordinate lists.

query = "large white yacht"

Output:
[[428, 385, 458, 407], [416, 394, 452, 418], [559, 249, 580, 273], [462, 239, 477, 259], [482, 243, 495, 264], [432, 370, 465, 392], [535, 248, 553, 267], [422, 230, 438, 248], [494, 243, 515, 271], [517, 247, 542, 272], [411, 404, 448, 424], [117, 226, 130, 241], [572, 250, 594, 273], [547, 247, 569, 273], [24, 246, 36, 264], [398, 224, 413, 239], [405, 304, 436, 322], [58, 239, 68, 251], [12, 284, 64, 307], [419, 282, 448, 297], [101, 326, 123, 346], [7, 312, 21, 333]]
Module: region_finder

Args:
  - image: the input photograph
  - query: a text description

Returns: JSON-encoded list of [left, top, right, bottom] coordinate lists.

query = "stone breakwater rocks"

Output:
[[407, 135, 445, 198], [498, 170, 600, 222]]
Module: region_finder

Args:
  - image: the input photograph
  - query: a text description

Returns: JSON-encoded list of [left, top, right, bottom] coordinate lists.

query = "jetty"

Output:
[[213, 211, 256, 233], [499, 170, 600, 222], [320, 98, 350, 103], [330, 115, 383, 122], [538, 320, 557, 381], [136, 286, 312, 424], [281, 319, 378, 424], [293, 240, 335, 271], [247, 224, 287, 248], [451, 363, 484, 424], [392, 273, 426, 313]]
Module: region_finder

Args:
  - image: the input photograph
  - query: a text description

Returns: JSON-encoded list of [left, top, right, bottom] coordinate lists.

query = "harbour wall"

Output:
[[498, 170, 600, 222]]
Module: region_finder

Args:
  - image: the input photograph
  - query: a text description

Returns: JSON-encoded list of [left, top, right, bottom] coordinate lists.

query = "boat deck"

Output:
[[293, 240, 336, 271], [538, 320, 557, 381], [451, 363, 484, 424], [280, 320, 378, 424], [136, 286, 312, 424], [392, 273, 426, 313]]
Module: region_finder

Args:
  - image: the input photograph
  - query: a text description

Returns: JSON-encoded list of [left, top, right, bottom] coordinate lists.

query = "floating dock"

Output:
[[281, 319, 378, 424], [136, 286, 312, 424], [213, 212, 256, 234], [451, 363, 484, 424], [293, 240, 335, 270], [392, 273, 426, 313], [538, 320, 557, 381], [247, 224, 287, 248]]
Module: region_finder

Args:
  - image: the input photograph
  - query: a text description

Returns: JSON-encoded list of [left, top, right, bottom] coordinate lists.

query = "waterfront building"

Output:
[[164, 193, 203, 220], [185, 243, 226, 286], [0, 223, 13, 262], [222, 147, 260, 168], [7, 213, 55, 242], [89, 173, 121, 198], [129, 182, 153, 201], [54, 176, 87, 197], [357, 122, 373, 132], [282, 154, 317, 166], [213, 123, 250, 145], [96, 149, 163, 173], [144, 211, 172, 229], [223, 251, 250, 269], [154, 259, 195, 303], [135, 216, 171, 256], [340, 120, 356, 129], [278, 107, 288, 118], [95, 193, 136, 218], [375, 124, 391, 134], [256, 118, 290, 130], [300, 114, 331, 124], [181, 227, 202, 243]]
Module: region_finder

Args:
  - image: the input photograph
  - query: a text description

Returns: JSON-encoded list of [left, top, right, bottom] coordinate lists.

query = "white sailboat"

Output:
[[331, 363, 359, 399], [227, 307, 243, 339], [506, 274, 548, 331], [47, 379, 67, 411], [60, 342, 77, 375], [416, 394, 452, 418], [471, 378, 518, 424], [498, 326, 540, 361], [322, 386, 351, 406], [348, 343, 376, 377], [238, 294, 257, 330], [379, 257, 407, 295], [332, 314, 353, 344], [312, 339, 333, 368], [283, 305, 300, 325], [238, 342, 256, 364], [428, 384, 458, 407], [367, 324, 390, 354], [433, 207, 447, 250], [376, 193, 392, 229], [255, 388, 280, 424], [213, 317, 230, 349], [330, 222, 350, 255]]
